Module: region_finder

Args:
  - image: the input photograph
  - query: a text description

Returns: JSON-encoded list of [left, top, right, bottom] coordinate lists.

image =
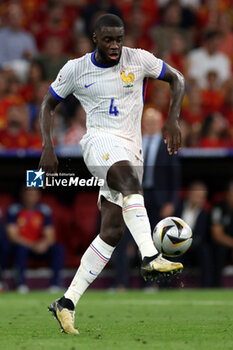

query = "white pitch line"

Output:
[[82, 299, 233, 306]]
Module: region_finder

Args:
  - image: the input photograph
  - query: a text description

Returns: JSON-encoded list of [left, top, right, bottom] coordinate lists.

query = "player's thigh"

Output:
[[107, 160, 142, 196], [81, 134, 130, 183], [99, 196, 126, 247]]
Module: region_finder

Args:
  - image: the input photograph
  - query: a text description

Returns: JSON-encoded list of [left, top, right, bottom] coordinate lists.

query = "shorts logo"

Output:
[[26, 169, 44, 187], [103, 153, 109, 160], [121, 68, 135, 88]]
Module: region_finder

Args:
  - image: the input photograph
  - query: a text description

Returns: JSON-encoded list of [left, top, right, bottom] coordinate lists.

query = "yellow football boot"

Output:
[[49, 299, 79, 335]]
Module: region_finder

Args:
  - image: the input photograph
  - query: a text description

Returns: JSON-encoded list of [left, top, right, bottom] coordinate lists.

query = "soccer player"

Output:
[[39, 14, 185, 334]]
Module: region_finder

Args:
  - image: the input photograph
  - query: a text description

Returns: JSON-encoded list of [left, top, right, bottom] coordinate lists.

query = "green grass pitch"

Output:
[[0, 289, 233, 350]]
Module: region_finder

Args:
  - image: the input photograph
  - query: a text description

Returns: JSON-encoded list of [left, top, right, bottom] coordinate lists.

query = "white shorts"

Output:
[[80, 133, 143, 209]]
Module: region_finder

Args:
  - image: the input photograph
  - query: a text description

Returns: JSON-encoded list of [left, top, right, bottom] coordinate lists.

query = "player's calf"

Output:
[[122, 193, 158, 258]]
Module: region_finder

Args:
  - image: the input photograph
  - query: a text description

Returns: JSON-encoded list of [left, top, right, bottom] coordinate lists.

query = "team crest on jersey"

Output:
[[121, 68, 135, 88]]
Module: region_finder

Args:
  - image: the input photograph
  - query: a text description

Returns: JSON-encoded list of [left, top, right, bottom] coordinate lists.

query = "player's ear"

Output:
[[93, 32, 97, 44]]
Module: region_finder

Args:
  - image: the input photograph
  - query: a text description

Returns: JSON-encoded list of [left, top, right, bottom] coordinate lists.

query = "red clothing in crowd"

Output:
[[7, 202, 53, 242], [182, 110, 206, 125], [201, 90, 225, 115], [200, 137, 231, 148], [165, 53, 186, 75], [0, 95, 24, 130], [0, 129, 30, 148], [120, 0, 158, 30], [222, 106, 233, 126], [17, 209, 44, 241], [28, 133, 42, 150]]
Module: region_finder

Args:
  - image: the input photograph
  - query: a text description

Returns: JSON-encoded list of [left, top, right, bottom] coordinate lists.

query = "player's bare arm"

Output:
[[160, 64, 185, 155], [6, 223, 35, 249], [33, 226, 55, 254], [211, 223, 233, 248], [38, 92, 60, 173]]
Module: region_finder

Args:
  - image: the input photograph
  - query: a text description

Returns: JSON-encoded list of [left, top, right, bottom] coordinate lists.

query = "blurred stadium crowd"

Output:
[[0, 0, 232, 150], [0, 0, 233, 292]]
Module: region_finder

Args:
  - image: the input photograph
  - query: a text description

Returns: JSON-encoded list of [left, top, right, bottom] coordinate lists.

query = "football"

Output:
[[153, 217, 192, 257]]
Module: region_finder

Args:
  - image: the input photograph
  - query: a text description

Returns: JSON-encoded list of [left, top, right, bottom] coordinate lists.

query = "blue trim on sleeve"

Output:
[[157, 61, 166, 80], [91, 50, 112, 68], [142, 78, 148, 104], [49, 85, 64, 102]]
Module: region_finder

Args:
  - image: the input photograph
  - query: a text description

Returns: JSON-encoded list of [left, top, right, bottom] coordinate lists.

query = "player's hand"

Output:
[[162, 119, 182, 155], [32, 240, 49, 254], [39, 145, 58, 174]]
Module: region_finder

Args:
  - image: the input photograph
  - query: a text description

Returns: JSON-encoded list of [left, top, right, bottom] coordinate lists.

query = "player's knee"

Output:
[[120, 175, 142, 197], [108, 171, 142, 196], [100, 222, 125, 247]]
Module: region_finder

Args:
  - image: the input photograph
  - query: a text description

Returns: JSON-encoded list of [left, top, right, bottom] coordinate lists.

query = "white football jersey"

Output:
[[50, 46, 165, 158]]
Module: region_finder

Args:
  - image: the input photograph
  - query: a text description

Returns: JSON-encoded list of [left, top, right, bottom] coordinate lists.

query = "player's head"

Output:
[[187, 181, 207, 208], [21, 187, 41, 209], [203, 29, 222, 54], [93, 14, 124, 66], [142, 107, 163, 135]]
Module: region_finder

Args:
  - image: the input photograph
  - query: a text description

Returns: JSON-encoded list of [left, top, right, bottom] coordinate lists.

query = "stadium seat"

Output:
[[41, 192, 99, 268]]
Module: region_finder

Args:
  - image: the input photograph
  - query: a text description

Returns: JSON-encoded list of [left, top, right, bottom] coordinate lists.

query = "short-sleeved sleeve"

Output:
[[50, 60, 75, 102], [6, 204, 21, 224], [38, 204, 53, 227], [139, 49, 166, 80]]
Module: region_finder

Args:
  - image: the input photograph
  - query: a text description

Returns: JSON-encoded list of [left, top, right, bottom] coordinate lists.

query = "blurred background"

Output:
[[0, 0, 232, 293]]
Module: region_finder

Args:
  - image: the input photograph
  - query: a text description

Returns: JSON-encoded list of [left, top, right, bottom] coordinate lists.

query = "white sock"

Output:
[[122, 194, 158, 259], [64, 235, 114, 306]]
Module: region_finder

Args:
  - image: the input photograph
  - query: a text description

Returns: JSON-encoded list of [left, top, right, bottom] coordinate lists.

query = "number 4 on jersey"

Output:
[[109, 98, 119, 116]]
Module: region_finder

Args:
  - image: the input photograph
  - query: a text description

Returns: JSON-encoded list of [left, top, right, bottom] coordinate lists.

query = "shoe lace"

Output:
[[159, 255, 167, 263], [152, 254, 168, 265]]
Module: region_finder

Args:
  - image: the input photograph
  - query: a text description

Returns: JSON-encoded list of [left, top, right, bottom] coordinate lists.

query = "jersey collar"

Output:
[[91, 50, 113, 68]]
